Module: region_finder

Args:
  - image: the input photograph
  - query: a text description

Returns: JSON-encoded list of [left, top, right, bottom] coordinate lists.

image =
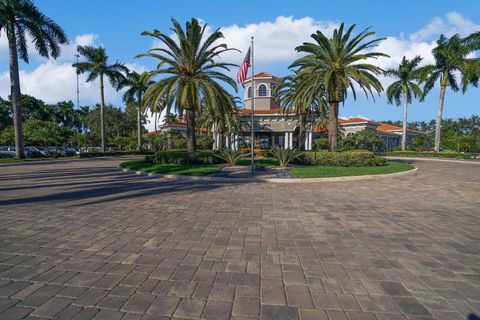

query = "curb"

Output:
[[117, 164, 418, 184], [386, 156, 480, 165]]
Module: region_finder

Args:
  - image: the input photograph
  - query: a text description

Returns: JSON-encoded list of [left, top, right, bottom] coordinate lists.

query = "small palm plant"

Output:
[[270, 146, 301, 167], [215, 148, 245, 167]]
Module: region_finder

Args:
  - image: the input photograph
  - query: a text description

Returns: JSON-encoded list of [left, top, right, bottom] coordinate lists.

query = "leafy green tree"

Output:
[[0, 98, 13, 130], [81, 104, 136, 146], [275, 72, 327, 150], [353, 130, 384, 151], [0, 0, 68, 158], [120, 71, 153, 151], [385, 56, 429, 150], [423, 33, 480, 152], [73, 45, 128, 152], [138, 18, 238, 152], [291, 23, 386, 151], [23, 119, 72, 149], [0, 126, 14, 145]]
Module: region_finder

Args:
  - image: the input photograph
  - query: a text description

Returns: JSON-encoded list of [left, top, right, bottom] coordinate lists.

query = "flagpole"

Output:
[[250, 36, 255, 174]]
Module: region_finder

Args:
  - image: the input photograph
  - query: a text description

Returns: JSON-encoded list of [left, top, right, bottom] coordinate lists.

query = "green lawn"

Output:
[[121, 160, 220, 176], [290, 161, 414, 178]]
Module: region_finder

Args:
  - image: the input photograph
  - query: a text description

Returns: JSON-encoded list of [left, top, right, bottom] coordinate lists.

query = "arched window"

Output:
[[258, 84, 267, 96], [247, 86, 252, 98]]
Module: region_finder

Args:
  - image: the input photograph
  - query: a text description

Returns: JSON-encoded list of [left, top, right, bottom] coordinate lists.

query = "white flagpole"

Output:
[[250, 36, 255, 174]]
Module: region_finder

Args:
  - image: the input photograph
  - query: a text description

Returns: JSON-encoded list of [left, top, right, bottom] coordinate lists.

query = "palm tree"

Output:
[[0, 0, 68, 158], [423, 33, 480, 152], [275, 72, 327, 150], [385, 56, 430, 151], [73, 45, 128, 152], [138, 18, 238, 152], [164, 113, 178, 124], [291, 23, 387, 151], [120, 71, 153, 151], [198, 95, 242, 149]]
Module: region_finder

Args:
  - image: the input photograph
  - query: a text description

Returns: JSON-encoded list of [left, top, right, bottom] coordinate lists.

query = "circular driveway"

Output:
[[0, 157, 478, 319]]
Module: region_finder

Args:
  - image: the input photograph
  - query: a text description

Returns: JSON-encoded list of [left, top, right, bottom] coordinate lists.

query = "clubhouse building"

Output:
[[148, 72, 423, 150]]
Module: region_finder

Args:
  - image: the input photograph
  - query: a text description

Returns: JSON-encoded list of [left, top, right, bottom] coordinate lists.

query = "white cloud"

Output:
[[0, 33, 149, 106], [411, 11, 480, 42], [0, 61, 119, 104], [151, 16, 339, 67]]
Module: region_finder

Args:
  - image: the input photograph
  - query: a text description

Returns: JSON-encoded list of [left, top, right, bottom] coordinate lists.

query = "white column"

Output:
[[289, 132, 293, 149], [284, 132, 289, 149], [307, 131, 312, 150]]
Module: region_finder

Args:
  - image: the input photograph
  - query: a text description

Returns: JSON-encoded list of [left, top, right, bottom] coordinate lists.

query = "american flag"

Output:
[[237, 47, 251, 84]]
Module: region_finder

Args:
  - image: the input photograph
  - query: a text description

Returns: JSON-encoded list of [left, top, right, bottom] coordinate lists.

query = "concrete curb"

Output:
[[117, 164, 418, 183], [386, 156, 480, 165]]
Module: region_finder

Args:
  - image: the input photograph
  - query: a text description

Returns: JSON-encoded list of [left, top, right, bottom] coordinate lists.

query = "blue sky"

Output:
[[0, 0, 479, 130]]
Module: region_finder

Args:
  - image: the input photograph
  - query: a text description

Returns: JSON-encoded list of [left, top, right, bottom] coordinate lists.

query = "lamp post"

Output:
[[74, 53, 80, 150]]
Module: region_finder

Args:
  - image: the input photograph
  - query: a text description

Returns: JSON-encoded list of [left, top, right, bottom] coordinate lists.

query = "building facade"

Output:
[[148, 72, 423, 150]]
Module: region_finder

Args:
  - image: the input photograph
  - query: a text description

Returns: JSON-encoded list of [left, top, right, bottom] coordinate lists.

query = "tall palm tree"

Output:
[[138, 18, 238, 152], [73, 45, 128, 152], [423, 33, 480, 152], [120, 71, 153, 151], [275, 72, 327, 150], [385, 56, 429, 151], [291, 23, 387, 151], [0, 0, 68, 159]]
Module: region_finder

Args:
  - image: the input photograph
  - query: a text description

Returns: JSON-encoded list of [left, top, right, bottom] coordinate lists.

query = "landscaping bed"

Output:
[[290, 161, 414, 178], [121, 149, 415, 180], [120, 160, 220, 176]]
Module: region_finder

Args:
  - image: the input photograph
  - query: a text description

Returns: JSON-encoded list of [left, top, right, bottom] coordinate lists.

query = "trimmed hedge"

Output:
[[295, 150, 387, 167], [79, 151, 154, 158], [387, 151, 477, 160], [150, 149, 222, 165]]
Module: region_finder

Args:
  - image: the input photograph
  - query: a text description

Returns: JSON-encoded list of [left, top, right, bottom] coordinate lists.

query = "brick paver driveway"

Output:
[[0, 157, 479, 320]]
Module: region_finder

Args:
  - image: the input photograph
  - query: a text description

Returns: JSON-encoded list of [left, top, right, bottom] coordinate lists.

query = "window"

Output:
[[247, 86, 252, 98], [258, 84, 267, 96], [271, 84, 277, 96]]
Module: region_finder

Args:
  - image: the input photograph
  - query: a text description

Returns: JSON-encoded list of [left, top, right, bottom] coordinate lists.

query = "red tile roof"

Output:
[[244, 72, 277, 80], [376, 123, 402, 132]]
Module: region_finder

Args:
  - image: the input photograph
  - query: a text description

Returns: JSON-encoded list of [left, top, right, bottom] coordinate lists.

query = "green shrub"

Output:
[[271, 146, 301, 167], [296, 150, 386, 167], [153, 149, 221, 165], [196, 135, 214, 149], [215, 148, 245, 166], [313, 137, 329, 150]]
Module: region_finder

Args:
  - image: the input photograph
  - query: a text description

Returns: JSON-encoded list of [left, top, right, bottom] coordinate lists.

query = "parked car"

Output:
[[63, 147, 77, 157], [0, 146, 16, 158], [24, 146, 47, 158], [47, 147, 67, 157]]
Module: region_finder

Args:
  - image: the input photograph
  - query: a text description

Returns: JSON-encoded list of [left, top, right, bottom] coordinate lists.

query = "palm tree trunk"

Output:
[[401, 89, 408, 151], [298, 113, 306, 151], [434, 85, 447, 152], [137, 93, 142, 152], [186, 109, 196, 152], [99, 73, 106, 152], [328, 102, 339, 152], [218, 133, 224, 149], [154, 112, 158, 132], [7, 22, 25, 159]]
